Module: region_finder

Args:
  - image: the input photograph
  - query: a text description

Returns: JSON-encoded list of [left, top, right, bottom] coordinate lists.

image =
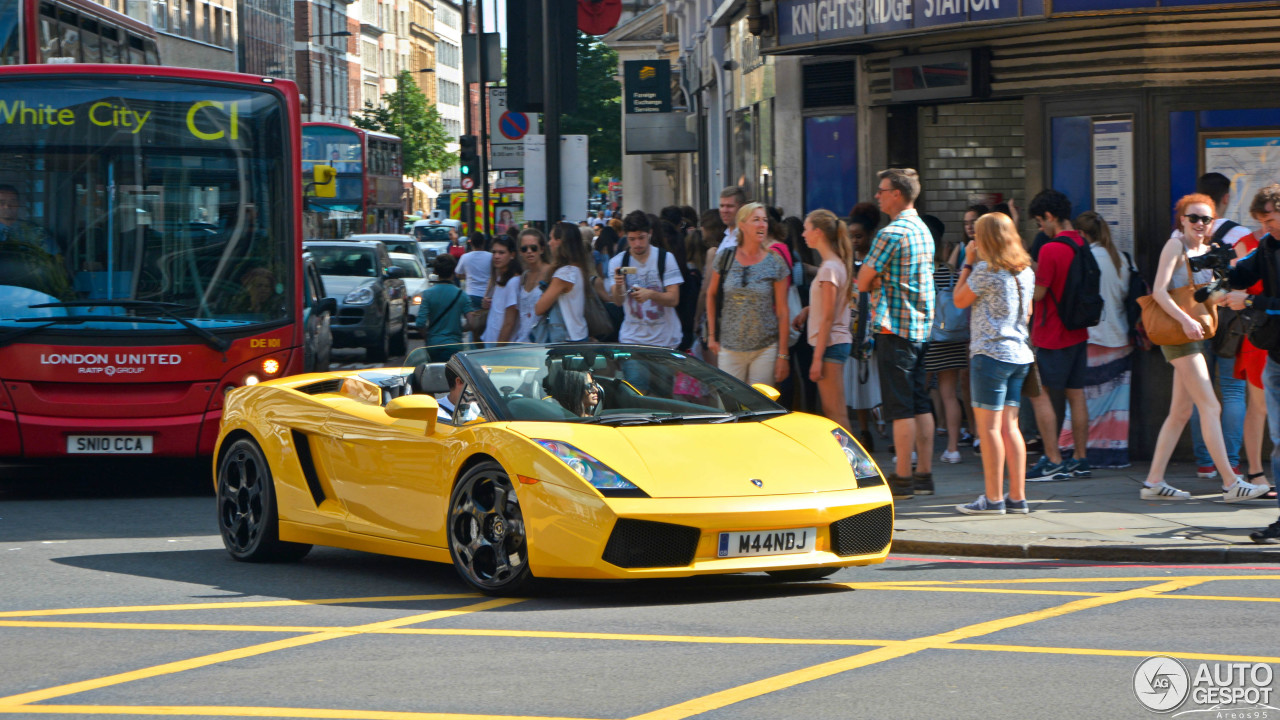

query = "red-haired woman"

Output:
[[1142, 194, 1269, 502]]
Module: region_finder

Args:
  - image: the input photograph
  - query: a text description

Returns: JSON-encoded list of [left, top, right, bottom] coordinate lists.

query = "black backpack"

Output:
[[1048, 234, 1103, 330]]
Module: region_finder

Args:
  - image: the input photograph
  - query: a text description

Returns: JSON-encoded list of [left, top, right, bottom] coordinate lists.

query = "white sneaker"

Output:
[[941, 450, 962, 464], [1223, 478, 1270, 503], [1141, 482, 1190, 500], [891, 451, 918, 466]]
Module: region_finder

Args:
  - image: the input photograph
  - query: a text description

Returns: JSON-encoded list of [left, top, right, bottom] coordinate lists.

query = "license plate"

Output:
[[718, 527, 816, 558], [66, 435, 153, 454]]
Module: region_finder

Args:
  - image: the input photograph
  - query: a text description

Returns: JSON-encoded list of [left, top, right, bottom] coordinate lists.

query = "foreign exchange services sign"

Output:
[[624, 60, 671, 114]]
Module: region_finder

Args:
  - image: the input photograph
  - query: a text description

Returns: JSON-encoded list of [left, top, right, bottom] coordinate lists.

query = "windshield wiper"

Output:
[[29, 300, 230, 353], [710, 409, 789, 423], [0, 315, 171, 349], [578, 412, 736, 426]]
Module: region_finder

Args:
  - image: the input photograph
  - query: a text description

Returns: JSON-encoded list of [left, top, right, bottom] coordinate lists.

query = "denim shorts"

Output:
[[822, 342, 851, 364], [970, 354, 1032, 412]]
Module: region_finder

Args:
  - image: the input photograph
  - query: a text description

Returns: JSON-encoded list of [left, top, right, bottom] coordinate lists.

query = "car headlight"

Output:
[[412, 294, 423, 305], [344, 286, 374, 305], [535, 440, 644, 494], [831, 428, 881, 484]]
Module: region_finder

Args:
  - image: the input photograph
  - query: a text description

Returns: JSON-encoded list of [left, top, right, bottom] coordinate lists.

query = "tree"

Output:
[[352, 70, 456, 177], [561, 34, 621, 180]]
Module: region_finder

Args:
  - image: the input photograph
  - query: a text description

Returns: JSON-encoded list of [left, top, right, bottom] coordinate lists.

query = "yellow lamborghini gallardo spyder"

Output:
[[214, 343, 893, 594]]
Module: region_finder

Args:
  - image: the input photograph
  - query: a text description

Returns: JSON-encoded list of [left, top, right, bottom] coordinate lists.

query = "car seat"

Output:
[[410, 363, 451, 394]]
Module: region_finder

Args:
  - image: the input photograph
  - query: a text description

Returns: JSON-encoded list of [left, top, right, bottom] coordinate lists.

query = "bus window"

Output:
[[39, 3, 61, 61], [58, 8, 81, 62], [80, 18, 101, 62], [127, 34, 144, 64], [143, 38, 159, 64], [0, 0, 18, 65], [100, 24, 120, 63]]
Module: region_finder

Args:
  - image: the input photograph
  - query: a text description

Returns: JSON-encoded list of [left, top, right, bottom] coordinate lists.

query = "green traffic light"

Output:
[[460, 164, 471, 174]]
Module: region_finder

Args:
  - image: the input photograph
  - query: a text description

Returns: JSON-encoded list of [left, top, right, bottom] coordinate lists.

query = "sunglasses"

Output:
[[1185, 214, 1214, 225], [520, 245, 541, 252]]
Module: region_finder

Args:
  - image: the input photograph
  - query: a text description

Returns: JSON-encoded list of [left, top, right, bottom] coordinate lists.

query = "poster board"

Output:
[[1201, 131, 1280, 230], [1092, 116, 1135, 254]]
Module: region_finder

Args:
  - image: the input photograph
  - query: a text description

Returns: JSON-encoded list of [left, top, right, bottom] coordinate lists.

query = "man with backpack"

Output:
[[609, 210, 683, 350], [1025, 189, 1097, 482]]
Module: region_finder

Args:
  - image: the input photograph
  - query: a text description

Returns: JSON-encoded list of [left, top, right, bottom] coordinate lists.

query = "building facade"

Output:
[[294, 0, 353, 123], [98, 0, 237, 70], [433, 0, 463, 192], [239, 0, 294, 77]]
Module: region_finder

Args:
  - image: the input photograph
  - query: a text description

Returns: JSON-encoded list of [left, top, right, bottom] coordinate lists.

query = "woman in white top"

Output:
[[1141, 194, 1269, 503], [515, 228, 547, 343], [792, 208, 854, 432], [482, 235, 522, 346], [1060, 211, 1133, 468], [535, 221, 590, 342]]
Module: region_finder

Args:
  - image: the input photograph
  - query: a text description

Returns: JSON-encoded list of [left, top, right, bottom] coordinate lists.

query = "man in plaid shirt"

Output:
[[857, 168, 936, 498]]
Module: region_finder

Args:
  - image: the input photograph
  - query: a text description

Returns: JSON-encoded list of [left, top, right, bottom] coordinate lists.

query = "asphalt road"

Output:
[[3, 469, 1280, 720]]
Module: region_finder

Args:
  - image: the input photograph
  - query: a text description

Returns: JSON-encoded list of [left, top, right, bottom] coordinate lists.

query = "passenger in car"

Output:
[[549, 369, 600, 417]]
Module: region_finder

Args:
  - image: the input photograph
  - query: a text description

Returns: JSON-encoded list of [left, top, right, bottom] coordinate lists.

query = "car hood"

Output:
[[321, 275, 375, 297], [509, 413, 858, 498], [404, 278, 429, 296]]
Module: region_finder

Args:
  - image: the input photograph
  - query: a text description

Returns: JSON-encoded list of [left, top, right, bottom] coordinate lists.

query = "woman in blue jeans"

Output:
[[952, 213, 1036, 515]]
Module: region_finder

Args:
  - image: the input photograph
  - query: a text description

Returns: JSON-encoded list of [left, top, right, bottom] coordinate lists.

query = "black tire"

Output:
[[447, 461, 533, 595], [766, 567, 841, 582], [389, 305, 408, 357], [365, 315, 390, 363], [216, 438, 312, 563]]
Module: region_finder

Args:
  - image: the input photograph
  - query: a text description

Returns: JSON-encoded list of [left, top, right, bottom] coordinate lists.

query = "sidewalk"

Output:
[[874, 443, 1280, 563]]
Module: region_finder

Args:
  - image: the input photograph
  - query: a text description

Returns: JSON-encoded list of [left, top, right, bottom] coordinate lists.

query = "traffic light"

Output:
[[458, 135, 479, 184]]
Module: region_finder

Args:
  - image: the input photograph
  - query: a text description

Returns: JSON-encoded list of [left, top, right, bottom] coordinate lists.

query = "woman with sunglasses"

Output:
[[534, 222, 591, 342], [1142, 194, 1270, 502], [515, 228, 548, 342], [705, 202, 791, 385]]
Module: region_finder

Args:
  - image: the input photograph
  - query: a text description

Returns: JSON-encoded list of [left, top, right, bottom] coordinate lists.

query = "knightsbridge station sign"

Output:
[[775, 0, 1273, 49]]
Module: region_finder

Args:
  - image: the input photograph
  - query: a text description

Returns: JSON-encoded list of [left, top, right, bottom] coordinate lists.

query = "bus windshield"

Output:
[[0, 77, 293, 335]]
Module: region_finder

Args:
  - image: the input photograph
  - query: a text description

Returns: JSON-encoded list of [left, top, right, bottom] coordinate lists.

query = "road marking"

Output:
[[0, 598, 521, 707], [0, 706, 600, 719], [627, 578, 1207, 720], [0, 594, 484, 618]]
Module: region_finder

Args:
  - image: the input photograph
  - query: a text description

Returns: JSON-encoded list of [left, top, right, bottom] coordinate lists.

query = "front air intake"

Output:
[[297, 378, 344, 395], [602, 519, 700, 568], [829, 504, 894, 557]]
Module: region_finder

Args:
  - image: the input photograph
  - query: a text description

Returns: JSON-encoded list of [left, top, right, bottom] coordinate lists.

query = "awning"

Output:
[[413, 181, 439, 199]]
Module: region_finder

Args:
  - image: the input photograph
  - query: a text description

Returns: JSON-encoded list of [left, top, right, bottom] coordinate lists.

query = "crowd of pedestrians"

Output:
[[415, 170, 1280, 544]]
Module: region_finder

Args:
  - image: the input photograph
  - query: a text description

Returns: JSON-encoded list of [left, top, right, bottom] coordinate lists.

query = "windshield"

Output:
[[419, 241, 449, 259], [303, 125, 363, 239], [0, 76, 293, 334], [455, 345, 784, 423], [309, 246, 377, 278], [390, 256, 423, 277]]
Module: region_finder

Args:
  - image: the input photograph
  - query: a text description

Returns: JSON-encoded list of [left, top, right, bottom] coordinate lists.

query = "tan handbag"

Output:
[[1136, 256, 1217, 346]]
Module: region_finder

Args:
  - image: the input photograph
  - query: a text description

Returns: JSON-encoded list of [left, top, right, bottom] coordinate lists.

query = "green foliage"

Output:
[[352, 71, 457, 177], [561, 34, 621, 180]]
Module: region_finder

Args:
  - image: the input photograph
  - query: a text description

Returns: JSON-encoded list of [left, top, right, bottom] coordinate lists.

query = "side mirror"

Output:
[[385, 394, 439, 435], [316, 297, 337, 315], [751, 383, 781, 402], [385, 266, 409, 279]]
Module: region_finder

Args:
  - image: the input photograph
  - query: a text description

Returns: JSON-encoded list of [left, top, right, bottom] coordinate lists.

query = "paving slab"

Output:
[[872, 441, 1280, 563]]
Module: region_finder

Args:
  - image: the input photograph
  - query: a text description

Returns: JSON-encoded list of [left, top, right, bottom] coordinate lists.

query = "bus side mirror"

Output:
[[313, 165, 337, 198]]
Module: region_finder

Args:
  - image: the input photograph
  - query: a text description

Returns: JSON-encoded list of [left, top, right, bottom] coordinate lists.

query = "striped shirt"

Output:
[[865, 208, 935, 342]]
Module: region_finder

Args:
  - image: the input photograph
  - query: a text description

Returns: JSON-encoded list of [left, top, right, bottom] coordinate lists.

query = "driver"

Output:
[[0, 184, 71, 299], [549, 369, 600, 417], [436, 367, 481, 423]]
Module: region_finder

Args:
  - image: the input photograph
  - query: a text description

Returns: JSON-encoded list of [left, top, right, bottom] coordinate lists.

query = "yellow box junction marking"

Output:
[[1, 575, 1278, 719]]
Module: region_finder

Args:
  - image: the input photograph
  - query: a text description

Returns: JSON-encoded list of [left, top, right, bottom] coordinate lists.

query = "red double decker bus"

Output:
[[302, 122, 404, 239], [0, 64, 307, 459], [1, 0, 161, 66]]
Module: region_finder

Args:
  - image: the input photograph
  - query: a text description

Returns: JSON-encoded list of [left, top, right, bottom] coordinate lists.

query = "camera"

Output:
[[1191, 243, 1236, 304], [619, 267, 638, 275]]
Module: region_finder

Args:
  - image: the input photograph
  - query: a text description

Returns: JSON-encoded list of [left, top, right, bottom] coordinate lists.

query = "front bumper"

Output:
[[330, 304, 382, 347], [520, 483, 894, 580]]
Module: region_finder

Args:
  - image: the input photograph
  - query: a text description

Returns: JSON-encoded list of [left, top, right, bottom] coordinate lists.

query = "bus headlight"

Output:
[[244, 375, 261, 386], [262, 359, 280, 375], [345, 286, 374, 305]]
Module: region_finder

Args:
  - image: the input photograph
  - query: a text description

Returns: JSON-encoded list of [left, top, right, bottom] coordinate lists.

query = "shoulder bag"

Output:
[[463, 274, 495, 335], [930, 266, 970, 343], [1136, 256, 1217, 346], [584, 274, 617, 340]]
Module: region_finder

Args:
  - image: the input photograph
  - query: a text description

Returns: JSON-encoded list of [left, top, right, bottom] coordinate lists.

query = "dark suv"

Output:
[[303, 240, 410, 362]]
